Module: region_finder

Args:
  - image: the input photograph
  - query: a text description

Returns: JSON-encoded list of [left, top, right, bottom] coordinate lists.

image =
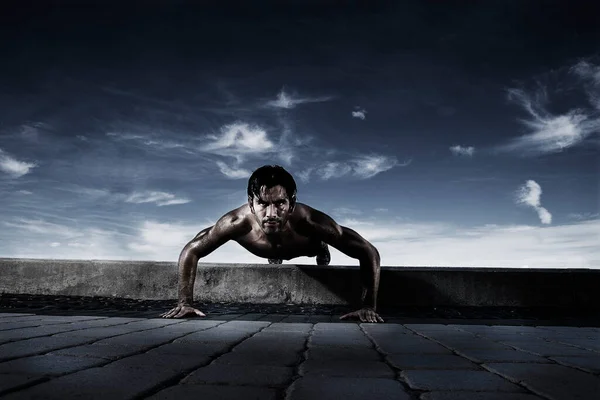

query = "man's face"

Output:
[[249, 185, 294, 235]]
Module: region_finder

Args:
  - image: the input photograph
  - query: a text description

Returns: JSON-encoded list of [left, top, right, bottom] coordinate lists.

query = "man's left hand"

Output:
[[340, 307, 384, 323]]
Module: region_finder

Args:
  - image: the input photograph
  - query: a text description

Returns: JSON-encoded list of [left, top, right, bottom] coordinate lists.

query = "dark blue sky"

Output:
[[0, 1, 598, 267]]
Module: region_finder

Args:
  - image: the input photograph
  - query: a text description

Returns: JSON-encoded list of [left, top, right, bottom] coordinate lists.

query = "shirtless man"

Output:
[[161, 165, 384, 323]]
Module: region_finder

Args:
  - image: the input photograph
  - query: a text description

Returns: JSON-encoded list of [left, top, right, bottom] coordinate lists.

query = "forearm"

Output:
[[177, 250, 199, 305], [359, 247, 381, 310]]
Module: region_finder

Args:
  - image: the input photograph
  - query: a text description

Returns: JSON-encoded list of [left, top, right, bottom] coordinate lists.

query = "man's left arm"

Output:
[[307, 210, 384, 323]]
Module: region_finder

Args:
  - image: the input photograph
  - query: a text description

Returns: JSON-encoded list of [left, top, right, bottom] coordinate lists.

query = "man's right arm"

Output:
[[161, 211, 248, 318]]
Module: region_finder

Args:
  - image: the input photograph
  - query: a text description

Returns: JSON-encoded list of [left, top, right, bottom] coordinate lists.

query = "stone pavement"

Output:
[[0, 312, 598, 399]]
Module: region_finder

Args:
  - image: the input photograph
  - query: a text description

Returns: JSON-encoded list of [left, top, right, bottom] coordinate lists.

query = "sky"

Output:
[[0, 1, 598, 268]]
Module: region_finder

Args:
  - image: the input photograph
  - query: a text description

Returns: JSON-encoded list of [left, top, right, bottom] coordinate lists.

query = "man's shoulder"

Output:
[[214, 205, 253, 237]]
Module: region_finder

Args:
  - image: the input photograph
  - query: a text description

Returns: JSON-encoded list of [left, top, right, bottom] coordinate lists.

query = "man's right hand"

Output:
[[160, 304, 206, 319]]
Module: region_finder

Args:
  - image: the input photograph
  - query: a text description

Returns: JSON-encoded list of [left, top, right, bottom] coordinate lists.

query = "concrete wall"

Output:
[[1, 258, 598, 308]]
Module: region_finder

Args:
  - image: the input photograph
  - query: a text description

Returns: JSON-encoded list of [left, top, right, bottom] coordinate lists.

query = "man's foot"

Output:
[[316, 242, 330, 266], [268, 258, 283, 264]]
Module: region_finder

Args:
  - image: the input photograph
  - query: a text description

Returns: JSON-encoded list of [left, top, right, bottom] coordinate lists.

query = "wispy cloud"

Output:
[[125, 191, 191, 206], [450, 145, 475, 156], [201, 123, 275, 162], [332, 207, 363, 217], [352, 108, 367, 120], [266, 88, 333, 109], [106, 132, 185, 150], [17, 190, 33, 195], [571, 60, 600, 110], [303, 155, 408, 182], [515, 180, 552, 224], [296, 167, 314, 184], [567, 212, 599, 221], [496, 60, 600, 156], [216, 161, 251, 179], [0, 149, 37, 178]]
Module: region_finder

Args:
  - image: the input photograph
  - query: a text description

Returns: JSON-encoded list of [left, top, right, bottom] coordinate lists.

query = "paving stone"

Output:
[[0, 354, 108, 376], [371, 335, 453, 355], [234, 336, 307, 353], [361, 323, 413, 335], [309, 332, 372, 348], [93, 329, 188, 347], [454, 349, 551, 363], [300, 359, 395, 378], [217, 320, 271, 331], [261, 323, 313, 333], [0, 314, 34, 318], [51, 325, 152, 339], [108, 352, 211, 372], [288, 376, 411, 400], [502, 341, 596, 356], [314, 322, 362, 332], [484, 362, 600, 400], [433, 339, 514, 351], [161, 320, 223, 333], [306, 315, 334, 323], [0, 321, 48, 331], [50, 343, 147, 360], [214, 349, 302, 366], [183, 364, 293, 387], [0, 374, 46, 395], [175, 328, 254, 343], [1, 365, 181, 400], [556, 339, 600, 352], [421, 393, 544, 400], [405, 324, 463, 332], [306, 345, 381, 361], [550, 355, 600, 374], [0, 336, 96, 361], [148, 341, 232, 357], [387, 354, 480, 370], [0, 325, 85, 344], [147, 384, 278, 400], [232, 313, 268, 321], [401, 370, 525, 392], [61, 319, 133, 329], [257, 314, 287, 322]]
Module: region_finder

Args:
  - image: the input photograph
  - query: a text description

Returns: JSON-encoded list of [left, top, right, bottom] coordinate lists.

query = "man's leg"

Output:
[[316, 241, 330, 266]]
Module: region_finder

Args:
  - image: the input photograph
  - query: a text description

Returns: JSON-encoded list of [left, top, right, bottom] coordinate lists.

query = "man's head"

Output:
[[247, 165, 297, 235]]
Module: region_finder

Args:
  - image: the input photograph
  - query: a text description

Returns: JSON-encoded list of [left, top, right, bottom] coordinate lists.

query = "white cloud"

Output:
[[266, 88, 333, 109], [17, 190, 33, 195], [296, 168, 314, 184], [3, 218, 80, 238], [216, 161, 251, 179], [125, 191, 191, 206], [313, 155, 408, 181], [571, 60, 600, 110], [202, 123, 274, 161], [497, 61, 600, 156], [106, 132, 184, 150], [332, 207, 363, 217], [3, 216, 599, 268], [352, 108, 367, 120], [515, 180, 552, 224], [568, 212, 599, 221], [351, 155, 402, 179], [317, 162, 353, 180], [450, 145, 475, 156], [0, 149, 37, 178], [50, 242, 61, 247]]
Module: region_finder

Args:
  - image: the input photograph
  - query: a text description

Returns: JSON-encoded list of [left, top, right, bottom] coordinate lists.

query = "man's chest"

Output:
[[234, 227, 321, 260]]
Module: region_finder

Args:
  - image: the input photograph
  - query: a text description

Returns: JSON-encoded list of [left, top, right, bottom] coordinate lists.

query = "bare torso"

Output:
[[231, 202, 324, 260]]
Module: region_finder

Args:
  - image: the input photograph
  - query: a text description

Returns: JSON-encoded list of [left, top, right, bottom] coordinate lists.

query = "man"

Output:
[[161, 165, 384, 323]]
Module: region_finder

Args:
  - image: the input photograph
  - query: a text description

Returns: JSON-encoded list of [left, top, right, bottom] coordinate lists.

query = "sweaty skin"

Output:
[[161, 184, 384, 323]]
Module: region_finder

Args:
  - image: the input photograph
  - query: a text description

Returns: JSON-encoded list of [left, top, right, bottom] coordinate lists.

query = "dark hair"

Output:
[[247, 165, 297, 206]]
